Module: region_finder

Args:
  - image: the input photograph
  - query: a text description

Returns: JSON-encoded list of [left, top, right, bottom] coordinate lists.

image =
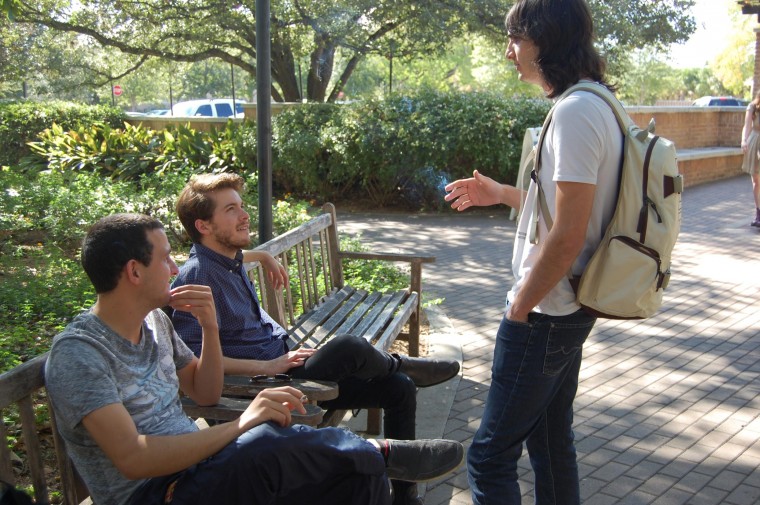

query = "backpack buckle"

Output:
[[659, 269, 671, 290]]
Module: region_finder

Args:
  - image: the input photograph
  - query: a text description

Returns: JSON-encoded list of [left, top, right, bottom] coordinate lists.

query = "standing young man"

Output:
[[444, 1, 622, 503], [45, 213, 463, 505], [170, 173, 460, 505]]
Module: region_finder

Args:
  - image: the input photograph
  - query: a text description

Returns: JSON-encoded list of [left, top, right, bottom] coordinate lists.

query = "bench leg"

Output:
[[366, 408, 382, 435], [409, 261, 423, 357]]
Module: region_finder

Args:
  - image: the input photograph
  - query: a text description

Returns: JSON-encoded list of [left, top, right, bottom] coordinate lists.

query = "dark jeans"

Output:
[[127, 423, 390, 505], [289, 334, 418, 503], [467, 310, 596, 505]]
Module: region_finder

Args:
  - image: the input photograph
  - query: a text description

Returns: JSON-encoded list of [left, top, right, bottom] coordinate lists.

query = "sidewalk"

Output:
[[337, 175, 760, 504]]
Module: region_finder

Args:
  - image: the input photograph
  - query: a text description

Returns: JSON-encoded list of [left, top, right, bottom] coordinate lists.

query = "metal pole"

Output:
[[256, 0, 273, 243], [230, 62, 237, 115], [389, 41, 394, 95]]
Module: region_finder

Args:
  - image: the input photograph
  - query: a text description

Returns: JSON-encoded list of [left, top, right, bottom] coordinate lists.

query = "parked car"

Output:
[[171, 98, 246, 118], [692, 96, 748, 107], [145, 109, 170, 116]]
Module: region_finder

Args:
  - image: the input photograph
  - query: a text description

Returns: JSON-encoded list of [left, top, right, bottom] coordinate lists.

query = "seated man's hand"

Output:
[[240, 386, 307, 429], [243, 251, 289, 290], [169, 284, 218, 331], [262, 254, 288, 290], [266, 349, 317, 374]]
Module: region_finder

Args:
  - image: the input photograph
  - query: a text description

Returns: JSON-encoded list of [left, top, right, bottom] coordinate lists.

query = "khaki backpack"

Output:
[[532, 82, 683, 319]]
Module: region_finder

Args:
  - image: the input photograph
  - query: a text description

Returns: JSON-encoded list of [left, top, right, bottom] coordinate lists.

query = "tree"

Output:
[[615, 49, 681, 105], [711, 5, 755, 98], [9, 0, 697, 103]]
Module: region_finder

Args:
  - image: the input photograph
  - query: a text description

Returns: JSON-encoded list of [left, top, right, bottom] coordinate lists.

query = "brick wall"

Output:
[[625, 107, 744, 149], [679, 153, 744, 188]]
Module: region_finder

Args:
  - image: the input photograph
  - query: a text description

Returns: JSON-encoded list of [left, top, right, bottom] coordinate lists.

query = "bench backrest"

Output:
[[0, 353, 85, 504], [247, 203, 343, 330]]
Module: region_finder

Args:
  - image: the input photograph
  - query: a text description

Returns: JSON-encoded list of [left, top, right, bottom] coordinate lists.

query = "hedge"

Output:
[[3, 90, 551, 209]]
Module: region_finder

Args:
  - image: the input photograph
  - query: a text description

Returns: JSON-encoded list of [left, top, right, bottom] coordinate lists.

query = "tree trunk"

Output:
[[307, 34, 335, 102], [271, 39, 301, 102]]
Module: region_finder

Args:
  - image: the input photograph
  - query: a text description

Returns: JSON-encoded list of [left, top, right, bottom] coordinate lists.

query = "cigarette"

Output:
[[300, 395, 308, 403]]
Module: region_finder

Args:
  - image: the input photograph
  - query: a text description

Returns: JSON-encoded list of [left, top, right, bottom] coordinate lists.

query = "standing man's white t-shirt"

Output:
[[508, 87, 623, 316]]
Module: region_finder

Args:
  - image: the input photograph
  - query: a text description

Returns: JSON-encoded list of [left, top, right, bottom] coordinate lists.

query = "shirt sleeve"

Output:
[[551, 92, 609, 185], [45, 339, 121, 430], [147, 309, 196, 370]]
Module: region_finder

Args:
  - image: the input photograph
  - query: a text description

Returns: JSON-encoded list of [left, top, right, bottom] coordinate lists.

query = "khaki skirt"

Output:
[[743, 130, 760, 175]]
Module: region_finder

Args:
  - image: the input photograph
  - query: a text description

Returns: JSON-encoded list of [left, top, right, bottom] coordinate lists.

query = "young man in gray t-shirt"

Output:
[[45, 213, 463, 505]]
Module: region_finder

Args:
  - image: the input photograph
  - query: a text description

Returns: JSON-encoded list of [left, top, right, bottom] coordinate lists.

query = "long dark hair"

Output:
[[506, 0, 613, 98]]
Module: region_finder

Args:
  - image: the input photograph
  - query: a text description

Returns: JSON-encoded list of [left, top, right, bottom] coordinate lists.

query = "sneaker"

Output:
[[383, 439, 464, 482], [396, 355, 460, 387]]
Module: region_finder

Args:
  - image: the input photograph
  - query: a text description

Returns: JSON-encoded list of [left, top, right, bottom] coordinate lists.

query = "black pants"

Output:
[[289, 334, 418, 503], [289, 334, 416, 441]]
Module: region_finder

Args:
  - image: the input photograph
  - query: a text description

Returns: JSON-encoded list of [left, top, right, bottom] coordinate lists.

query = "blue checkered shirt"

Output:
[[170, 243, 288, 360]]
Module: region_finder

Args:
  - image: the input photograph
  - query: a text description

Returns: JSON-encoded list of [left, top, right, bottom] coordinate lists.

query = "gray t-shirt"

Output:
[[45, 309, 197, 505]]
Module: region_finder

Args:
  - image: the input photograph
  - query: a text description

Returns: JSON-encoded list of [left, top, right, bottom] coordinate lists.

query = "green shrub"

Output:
[[272, 103, 354, 200], [0, 246, 94, 371], [0, 100, 124, 167], [269, 89, 550, 209], [20, 121, 245, 180]]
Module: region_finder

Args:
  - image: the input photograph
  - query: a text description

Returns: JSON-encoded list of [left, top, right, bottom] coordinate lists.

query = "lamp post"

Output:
[[256, 0, 273, 243]]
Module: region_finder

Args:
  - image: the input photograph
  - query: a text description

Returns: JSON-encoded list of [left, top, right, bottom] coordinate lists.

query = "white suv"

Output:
[[171, 98, 246, 118]]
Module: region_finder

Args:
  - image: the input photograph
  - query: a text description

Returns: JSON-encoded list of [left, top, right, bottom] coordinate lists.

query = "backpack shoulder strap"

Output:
[[533, 82, 626, 236]]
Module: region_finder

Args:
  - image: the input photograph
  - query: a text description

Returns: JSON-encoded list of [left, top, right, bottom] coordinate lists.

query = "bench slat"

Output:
[[0, 354, 47, 409], [334, 292, 382, 337], [252, 213, 333, 257], [360, 291, 407, 343], [19, 395, 49, 503], [374, 293, 419, 352], [180, 397, 325, 426], [339, 251, 436, 264], [0, 416, 13, 484], [352, 293, 396, 340], [306, 290, 369, 349], [288, 287, 355, 348]]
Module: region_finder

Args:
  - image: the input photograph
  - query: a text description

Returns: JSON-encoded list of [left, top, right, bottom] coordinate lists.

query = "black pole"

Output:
[[230, 62, 237, 115], [389, 41, 394, 95], [298, 62, 303, 102], [256, 0, 273, 243]]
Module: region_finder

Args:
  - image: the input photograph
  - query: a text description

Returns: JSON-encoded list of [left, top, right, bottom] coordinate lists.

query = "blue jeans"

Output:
[[467, 310, 596, 505], [127, 423, 390, 505]]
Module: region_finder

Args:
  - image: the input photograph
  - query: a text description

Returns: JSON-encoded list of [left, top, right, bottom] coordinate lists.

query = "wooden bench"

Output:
[[0, 203, 433, 503], [244, 203, 435, 431]]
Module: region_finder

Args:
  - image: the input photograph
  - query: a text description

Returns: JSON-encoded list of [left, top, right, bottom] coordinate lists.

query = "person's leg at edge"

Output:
[[320, 373, 420, 505], [466, 311, 593, 505], [127, 423, 390, 505], [751, 172, 760, 226]]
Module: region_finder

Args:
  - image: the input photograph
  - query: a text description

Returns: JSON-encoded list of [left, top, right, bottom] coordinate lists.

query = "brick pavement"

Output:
[[336, 175, 760, 504]]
